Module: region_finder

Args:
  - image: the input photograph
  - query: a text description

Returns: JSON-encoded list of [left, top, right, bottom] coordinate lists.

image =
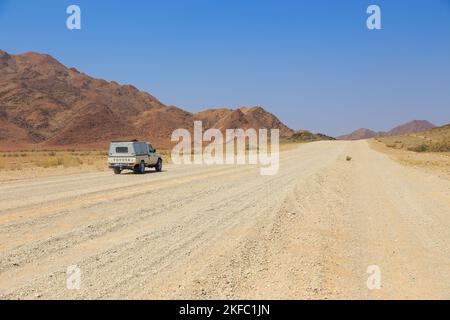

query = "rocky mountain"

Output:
[[388, 120, 435, 136], [338, 120, 436, 140], [0, 49, 304, 150], [337, 128, 385, 141], [287, 130, 335, 142], [195, 107, 294, 138]]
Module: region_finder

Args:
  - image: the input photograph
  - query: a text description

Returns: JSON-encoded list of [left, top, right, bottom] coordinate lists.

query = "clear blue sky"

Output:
[[1, 0, 449, 136]]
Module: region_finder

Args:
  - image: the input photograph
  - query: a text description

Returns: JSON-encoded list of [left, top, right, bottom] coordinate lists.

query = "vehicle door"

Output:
[[148, 144, 158, 165]]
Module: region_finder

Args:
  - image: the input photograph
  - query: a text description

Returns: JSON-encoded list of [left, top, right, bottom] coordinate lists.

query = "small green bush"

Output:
[[408, 144, 429, 153]]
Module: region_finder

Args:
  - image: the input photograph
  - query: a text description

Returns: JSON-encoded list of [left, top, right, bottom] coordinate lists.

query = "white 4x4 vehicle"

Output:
[[108, 141, 162, 174]]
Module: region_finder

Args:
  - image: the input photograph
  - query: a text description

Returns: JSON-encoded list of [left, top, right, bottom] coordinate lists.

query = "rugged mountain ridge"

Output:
[[0, 49, 305, 150]]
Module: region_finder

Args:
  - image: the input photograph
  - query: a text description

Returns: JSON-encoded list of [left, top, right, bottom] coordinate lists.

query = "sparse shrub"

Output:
[[40, 158, 60, 168], [48, 151, 56, 157], [346, 156, 352, 161], [429, 142, 450, 152], [408, 144, 429, 153], [58, 155, 83, 168]]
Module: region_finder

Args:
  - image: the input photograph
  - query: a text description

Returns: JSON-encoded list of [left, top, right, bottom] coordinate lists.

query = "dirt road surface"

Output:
[[1, 141, 450, 299]]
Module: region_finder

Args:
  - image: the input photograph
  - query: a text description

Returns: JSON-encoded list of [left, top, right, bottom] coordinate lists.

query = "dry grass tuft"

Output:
[[0, 151, 103, 171]]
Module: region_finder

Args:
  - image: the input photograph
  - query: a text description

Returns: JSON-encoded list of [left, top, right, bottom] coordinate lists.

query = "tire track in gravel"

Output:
[[0, 143, 343, 298], [3, 140, 449, 299]]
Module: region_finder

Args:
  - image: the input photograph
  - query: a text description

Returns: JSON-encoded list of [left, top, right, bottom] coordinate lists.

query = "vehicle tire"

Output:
[[139, 161, 146, 174], [155, 159, 162, 172], [113, 168, 121, 175]]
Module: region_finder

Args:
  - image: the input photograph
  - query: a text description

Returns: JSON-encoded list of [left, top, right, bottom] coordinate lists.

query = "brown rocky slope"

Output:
[[0, 49, 322, 150]]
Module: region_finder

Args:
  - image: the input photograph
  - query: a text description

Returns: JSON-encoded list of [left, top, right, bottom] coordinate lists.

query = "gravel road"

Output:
[[1, 141, 450, 299]]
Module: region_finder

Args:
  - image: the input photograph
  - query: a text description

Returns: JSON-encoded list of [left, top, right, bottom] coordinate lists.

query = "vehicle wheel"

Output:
[[113, 168, 121, 175], [139, 161, 146, 174], [155, 159, 162, 172]]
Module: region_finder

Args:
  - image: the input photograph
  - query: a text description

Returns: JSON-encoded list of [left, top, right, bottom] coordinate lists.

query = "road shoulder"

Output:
[[367, 139, 450, 180]]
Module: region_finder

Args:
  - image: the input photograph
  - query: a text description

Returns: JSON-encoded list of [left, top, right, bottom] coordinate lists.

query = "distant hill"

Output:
[[0, 49, 315, 150], [338, 120, 436, 140], [337, 128, 385, 140], [287, 130, 335, 142], [388, 120, 435, 136]]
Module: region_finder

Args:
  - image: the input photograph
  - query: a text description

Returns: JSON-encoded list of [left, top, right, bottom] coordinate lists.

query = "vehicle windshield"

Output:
[[115, 147, 129, 154]]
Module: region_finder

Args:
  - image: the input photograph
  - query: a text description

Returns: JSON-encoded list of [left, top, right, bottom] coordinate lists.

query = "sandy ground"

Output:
[[369, 139, 450, 179], [0, 165, 108, 183], [1, 140, 450, 300]]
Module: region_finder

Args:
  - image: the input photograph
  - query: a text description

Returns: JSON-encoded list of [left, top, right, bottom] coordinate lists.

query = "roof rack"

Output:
[[110, 139, 139, 143]]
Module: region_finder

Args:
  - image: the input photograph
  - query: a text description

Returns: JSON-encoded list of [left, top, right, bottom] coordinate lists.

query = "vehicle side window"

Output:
[[116, 147, 128, 153]]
